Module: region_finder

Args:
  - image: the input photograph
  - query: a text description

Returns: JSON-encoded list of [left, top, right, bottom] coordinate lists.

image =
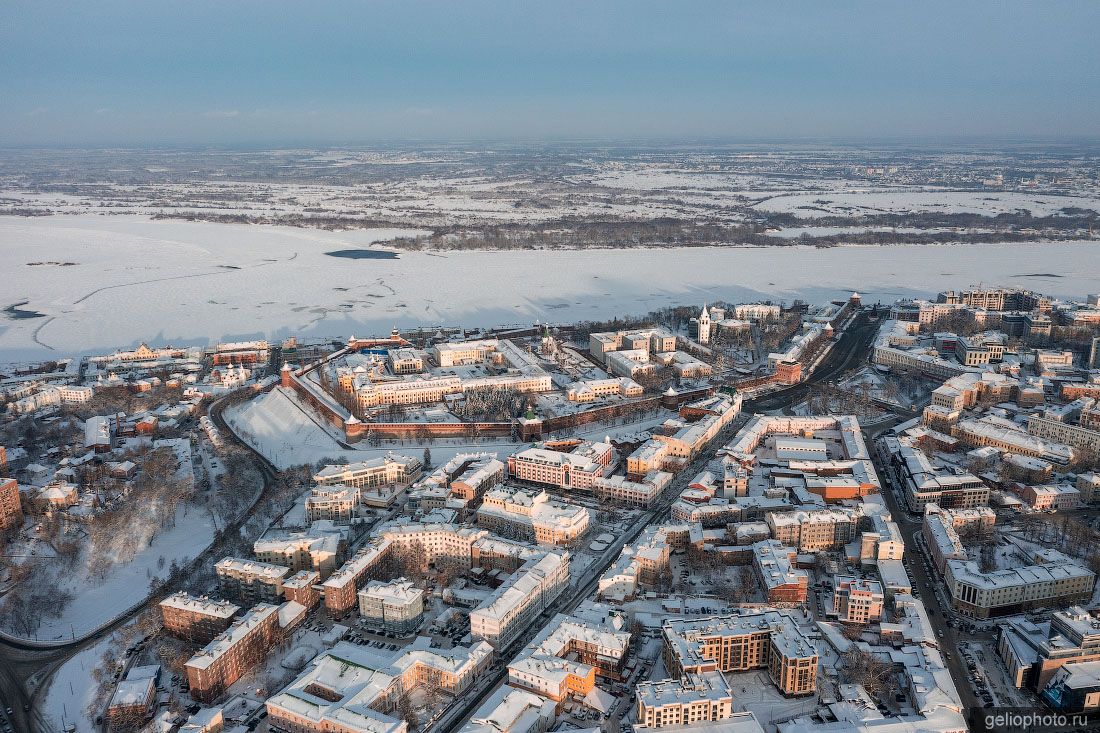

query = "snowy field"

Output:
[[3, 214, 1100, 362], [753, 190, 1100, 218]]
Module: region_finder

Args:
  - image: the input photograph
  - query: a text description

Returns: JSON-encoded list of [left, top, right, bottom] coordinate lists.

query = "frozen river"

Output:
[[2, 214, 1099, 361]]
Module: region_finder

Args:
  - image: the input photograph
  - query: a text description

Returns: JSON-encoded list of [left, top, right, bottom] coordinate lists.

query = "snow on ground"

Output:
[[42, 632, 118, 732], [34, 499, 217, 640], [225, 386, 360, 469], [753, 190, 1100, 218], [3, 215, 1100, 362], [226, 381, 674, 471]]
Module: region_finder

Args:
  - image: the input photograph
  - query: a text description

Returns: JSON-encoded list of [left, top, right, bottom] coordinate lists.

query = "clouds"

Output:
[[1, 1, 1098, 144]]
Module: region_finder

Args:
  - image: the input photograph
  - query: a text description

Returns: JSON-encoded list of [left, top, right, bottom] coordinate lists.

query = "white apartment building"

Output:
[[304, 485, 359, 522], [1028, 414, 1100, 454], [766, 508, 857, 552], [314, 453, 422, 493], [593, 471, 673, 508], [358, 579, 425, 635], [470, 551, 570, 649], [832, 577, 885, 624], [252, 524, 345, 579], [477, 486, 592, 546]]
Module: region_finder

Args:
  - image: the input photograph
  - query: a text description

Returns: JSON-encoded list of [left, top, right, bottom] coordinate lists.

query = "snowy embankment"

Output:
[[41, 631, 122, 732], [2, 214, 1099, 362], [226, 383, 672, 472], [6, 440, 218, 641]]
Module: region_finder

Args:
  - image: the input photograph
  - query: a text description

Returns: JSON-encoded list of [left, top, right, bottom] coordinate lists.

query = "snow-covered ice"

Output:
[[2, 214, 1099, 362]]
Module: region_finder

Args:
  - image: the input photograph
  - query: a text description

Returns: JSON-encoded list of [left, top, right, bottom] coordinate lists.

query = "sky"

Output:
[[3, 1, 1099, 146]]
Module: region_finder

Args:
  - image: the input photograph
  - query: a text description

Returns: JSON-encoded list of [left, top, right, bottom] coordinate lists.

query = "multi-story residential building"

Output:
[[449, 455, 505, 501], [470, 551, 570, 649], [159, 593, 239, 644], [635, 671, 734, 729], [313, 453, 423, 501], [321, 522, 487, 614], [408, 453, 506, 519], [832, 577, 885, 624], [507, 613, 631, 702], [266, 639, 492, 733], [751, 541, 809, 604], [654, 395, 742, 462], [593, 471, 673, 508], [661, 612, 818, 696], [105, 667, 158, 729], [186, 603, 282, 702], [476, 486, 591, 546], [1015, 484, 1081, 511], [1077, 473, 1100, 504], [252, 524, 346, 579], [507, 441, 614, 491], [766, 509, 856, 552], [320, 543, 392, 614], [214, 558, 288, 605], [57, 385, 94, 404], [0, 478, 23, 532], [880, 436, 990, 511], [303, 485, 359, 522], [627, 439, 672, 479], [938, 288, 1045, 312], [1028, 413, 1100, 454], [358, 579, 425, 635], [956, 334, 1006, 367], [281, 570, 321, 609], [945, 550, 1095, 619], [953, 416, 1074, 464], [923, 512, 968, 574]]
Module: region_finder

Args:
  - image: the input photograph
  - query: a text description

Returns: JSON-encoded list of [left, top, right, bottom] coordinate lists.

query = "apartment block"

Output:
[[661, 612, 818, 696], [0, 478, 23, 532], [470, 551, 570, 649], [358, 578, 425, 635], [832, 577, 885, 624], [159, 593, 240, 644], [476, 486, 592, 546], [214, 557, 289, 604], [186, 603, 281, 702], [507, 441, 613, 491]]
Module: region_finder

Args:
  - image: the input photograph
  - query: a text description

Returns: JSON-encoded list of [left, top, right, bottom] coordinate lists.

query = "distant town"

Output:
[[5, 285, 1100, 733]]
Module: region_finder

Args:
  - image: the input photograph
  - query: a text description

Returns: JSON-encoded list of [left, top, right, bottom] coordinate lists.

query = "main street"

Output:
[[867, 425, 981, 713]]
